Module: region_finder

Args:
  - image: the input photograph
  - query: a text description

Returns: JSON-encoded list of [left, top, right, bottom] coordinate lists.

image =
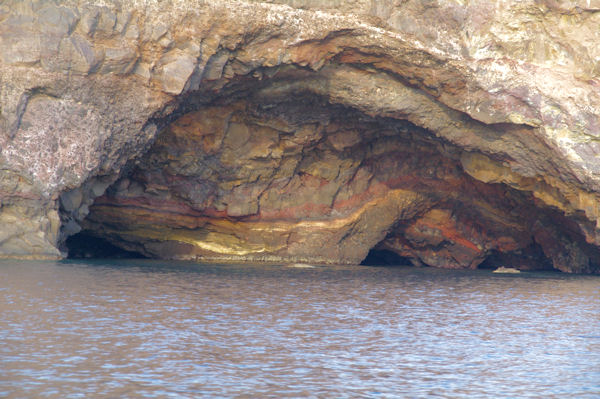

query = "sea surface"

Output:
[[1, 260, 599, 398]]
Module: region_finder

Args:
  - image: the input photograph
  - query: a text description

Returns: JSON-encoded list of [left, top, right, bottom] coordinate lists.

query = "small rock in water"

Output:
[[493, 266, 521, 274], [288, 263, 316, 268]]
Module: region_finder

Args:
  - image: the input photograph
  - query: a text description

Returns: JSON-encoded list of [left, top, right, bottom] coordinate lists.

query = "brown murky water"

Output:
[[1, 260, 599, 398]]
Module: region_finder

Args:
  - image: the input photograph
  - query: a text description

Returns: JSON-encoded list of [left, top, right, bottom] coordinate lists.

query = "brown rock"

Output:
[[0, 0, 599, 273]]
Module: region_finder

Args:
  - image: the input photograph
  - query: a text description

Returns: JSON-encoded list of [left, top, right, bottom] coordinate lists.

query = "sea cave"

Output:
[[1, 0, 600, 273]]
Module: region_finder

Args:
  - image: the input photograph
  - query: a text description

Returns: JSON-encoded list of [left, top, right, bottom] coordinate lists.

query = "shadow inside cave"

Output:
[[361, 249, 413, 267], [66, 232, 147, 259], [476, 242, 555, 272]]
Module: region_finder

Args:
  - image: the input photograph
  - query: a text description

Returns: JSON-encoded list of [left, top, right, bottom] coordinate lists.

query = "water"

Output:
[[1, 260, 599, 398]]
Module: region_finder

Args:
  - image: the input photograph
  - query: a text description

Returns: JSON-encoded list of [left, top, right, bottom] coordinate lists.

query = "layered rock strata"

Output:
[[1, 0, 600, 273]]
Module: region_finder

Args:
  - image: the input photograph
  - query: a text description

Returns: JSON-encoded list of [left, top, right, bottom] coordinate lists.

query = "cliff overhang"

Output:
[[1, 0, 600, 273]]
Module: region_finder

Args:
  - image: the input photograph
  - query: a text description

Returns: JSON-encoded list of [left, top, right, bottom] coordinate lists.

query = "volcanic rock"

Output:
[[1, 0, 600, 273]]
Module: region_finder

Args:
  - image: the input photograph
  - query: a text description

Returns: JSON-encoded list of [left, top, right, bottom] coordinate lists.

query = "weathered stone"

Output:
[[48, 34, 105, 73], [0, 205, 61, 260], [99, 44, 137, 74], [115, 11, 131, 34], [0, 15, 40, 65], [0, 0, 599, 272], [90, 178, 112, 198], [156, 51, 197, 94], [202, 52, 230, 81], [38, 5, 78, 37], [78, 7, 99, 36], [150, 22, 169, 41], [69, 34, 104, 73], [60, 188, 83, 212], [124, 21, 139, 40], [133, 61, 151, 80], [94, 7, 117, 38]]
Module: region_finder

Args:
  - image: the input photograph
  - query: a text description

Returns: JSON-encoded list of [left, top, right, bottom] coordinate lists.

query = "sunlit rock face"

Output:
[[1, 0, 600, 272]]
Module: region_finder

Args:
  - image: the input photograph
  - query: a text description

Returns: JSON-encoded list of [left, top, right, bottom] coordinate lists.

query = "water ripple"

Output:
[[1, 260, 599, 398]]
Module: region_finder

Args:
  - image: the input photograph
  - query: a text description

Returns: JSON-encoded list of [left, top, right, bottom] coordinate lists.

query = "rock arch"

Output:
[[2, 0, 600, 273]]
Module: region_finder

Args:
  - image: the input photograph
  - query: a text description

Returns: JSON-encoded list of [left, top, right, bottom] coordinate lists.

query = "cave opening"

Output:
[[477, 241, 554, 272], [50, 66, 600, 274], [65, 231, 147, 259], [360, 249, 413, 266]]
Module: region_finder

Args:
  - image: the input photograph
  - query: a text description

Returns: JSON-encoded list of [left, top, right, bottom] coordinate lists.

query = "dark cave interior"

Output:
[[66, 232, 147, 259]]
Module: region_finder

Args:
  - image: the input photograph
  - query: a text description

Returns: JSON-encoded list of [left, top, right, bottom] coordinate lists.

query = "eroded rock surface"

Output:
[[1, 0, 599, 272]]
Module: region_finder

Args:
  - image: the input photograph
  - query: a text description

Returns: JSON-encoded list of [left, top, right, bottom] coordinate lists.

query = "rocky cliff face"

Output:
[[1, 0, 600, 273]]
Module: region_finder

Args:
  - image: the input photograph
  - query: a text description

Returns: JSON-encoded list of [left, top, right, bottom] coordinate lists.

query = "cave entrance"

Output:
[[477, 242, 554, 272], [361, 249, 413, 267], [51, 64, 600, 274], [65, 231, 147, 259]]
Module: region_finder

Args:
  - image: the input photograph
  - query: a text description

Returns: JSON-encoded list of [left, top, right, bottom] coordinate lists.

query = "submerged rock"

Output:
[[1, 0, 600, 273]]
